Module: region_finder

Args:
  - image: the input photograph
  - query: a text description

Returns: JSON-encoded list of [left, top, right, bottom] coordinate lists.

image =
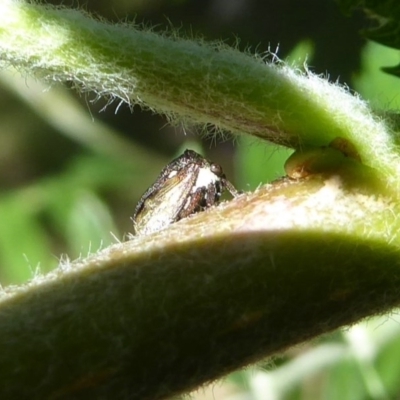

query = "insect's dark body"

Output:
[[133, 149, 238, 236]]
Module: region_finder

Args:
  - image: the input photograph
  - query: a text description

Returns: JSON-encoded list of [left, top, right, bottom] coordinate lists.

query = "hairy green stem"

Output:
[[1, 166, 399, 399], [0, 0, 400, 185]]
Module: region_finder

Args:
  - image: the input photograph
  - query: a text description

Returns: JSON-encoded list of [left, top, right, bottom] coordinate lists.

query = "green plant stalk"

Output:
[[0, 0, 400, 186], [1, 164, 399, 400]]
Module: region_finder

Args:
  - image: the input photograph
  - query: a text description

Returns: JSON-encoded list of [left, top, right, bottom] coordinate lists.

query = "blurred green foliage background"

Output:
[[2, 0, 400, 399]]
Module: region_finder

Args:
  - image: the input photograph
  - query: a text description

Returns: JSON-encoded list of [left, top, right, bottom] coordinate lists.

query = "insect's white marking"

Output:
[[193, 167, 219, 190], [168, 170, 178, 178]]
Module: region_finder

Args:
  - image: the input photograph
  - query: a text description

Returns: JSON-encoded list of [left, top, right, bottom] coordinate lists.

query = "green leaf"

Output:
[[236, 137, 291, 189], [65, 191, 119, 257], [337, 0, 400, 74], [353, 41, 400, 108], [0, 196, 56, 284]]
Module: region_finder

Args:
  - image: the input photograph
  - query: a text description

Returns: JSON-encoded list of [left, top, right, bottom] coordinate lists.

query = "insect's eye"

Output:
[[210, 163, 223, 176]]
